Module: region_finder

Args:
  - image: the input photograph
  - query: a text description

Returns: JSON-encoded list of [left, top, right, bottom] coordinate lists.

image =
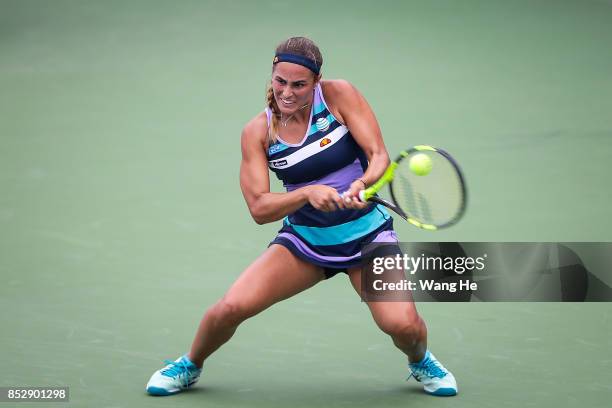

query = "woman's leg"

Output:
[[346, 266, 427, 363], [346, 264, 457, 396], [188, 244, 325, 367]]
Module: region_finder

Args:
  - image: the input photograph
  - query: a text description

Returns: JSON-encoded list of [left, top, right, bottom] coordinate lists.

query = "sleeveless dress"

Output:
[[266, 83, 398, 278]]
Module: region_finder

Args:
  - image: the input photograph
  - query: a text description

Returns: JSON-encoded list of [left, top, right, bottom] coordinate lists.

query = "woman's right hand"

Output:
[[304, 185, 345, 212]]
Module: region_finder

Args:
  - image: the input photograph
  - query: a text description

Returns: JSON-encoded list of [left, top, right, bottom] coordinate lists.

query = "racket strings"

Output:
[[392, 152, 464, 227]]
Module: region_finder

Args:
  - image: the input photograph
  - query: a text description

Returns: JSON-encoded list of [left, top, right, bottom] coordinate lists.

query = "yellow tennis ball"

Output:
[[409, 153, 432, 176]]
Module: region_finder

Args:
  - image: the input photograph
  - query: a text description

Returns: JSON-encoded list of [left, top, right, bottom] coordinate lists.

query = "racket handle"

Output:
[[340, 190, 368, 202]]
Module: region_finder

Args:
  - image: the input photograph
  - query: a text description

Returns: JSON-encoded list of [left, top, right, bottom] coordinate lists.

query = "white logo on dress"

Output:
[[315, 117, 330, 132]]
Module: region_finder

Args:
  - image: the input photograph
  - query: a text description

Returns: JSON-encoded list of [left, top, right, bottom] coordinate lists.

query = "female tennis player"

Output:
[[146, 36, 457, 397]]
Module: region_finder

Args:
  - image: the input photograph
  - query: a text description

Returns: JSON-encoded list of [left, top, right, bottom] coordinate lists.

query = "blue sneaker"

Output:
[[408, 350, 458, 396], [146, 355, 202, 396]]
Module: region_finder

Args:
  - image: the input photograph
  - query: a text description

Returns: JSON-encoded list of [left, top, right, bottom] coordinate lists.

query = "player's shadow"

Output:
[[169, 381, 441, 405]]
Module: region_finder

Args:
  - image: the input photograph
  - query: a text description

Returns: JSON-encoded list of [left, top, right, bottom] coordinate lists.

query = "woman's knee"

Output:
[[207, 296, 256, 327], [377, 313, 425, 340]]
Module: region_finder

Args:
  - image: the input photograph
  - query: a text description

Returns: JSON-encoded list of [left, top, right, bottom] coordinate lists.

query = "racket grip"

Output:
[[340, 191, 367, 202]]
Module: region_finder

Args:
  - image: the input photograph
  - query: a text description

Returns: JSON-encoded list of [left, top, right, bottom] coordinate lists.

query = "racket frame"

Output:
[[359, 145, 467, 230]]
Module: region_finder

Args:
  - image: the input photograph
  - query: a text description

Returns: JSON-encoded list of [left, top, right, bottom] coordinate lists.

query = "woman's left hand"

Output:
[[342, 180, 369, 210]]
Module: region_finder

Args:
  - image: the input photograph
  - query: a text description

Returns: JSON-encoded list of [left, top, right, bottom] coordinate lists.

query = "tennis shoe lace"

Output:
[[408, 356, 447, 381], [161, 359, 197, 387]]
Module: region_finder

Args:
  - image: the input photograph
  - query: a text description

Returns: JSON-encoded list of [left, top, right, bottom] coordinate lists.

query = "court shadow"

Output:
[[169, 381, 440, 407]]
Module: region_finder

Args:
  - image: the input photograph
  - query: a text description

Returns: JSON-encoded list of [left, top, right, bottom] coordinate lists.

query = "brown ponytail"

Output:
[[266, 81, 281, 145]]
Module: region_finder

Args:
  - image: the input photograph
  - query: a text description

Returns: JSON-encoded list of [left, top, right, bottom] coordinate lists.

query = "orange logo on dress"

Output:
[[320, 138, 331, 147]]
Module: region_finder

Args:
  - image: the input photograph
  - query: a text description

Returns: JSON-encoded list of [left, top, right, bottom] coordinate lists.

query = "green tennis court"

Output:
[[1, 0, 611, 407]]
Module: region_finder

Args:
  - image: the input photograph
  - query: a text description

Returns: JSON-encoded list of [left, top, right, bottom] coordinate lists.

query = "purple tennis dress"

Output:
[[266, 83, 399, 278]]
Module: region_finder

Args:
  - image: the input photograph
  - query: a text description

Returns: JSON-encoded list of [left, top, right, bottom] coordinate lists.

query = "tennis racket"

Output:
[[359, 145, 467, 230]]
